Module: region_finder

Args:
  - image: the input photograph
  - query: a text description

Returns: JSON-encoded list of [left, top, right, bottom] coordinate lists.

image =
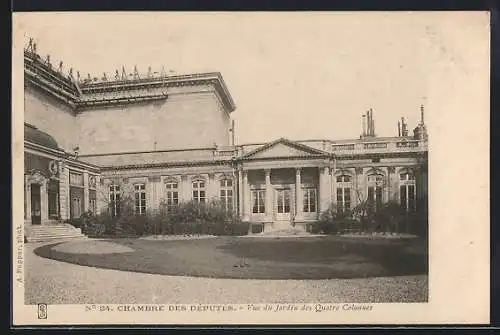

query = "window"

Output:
[[336, 175, 352, 183], [252, 190, 265, 214], [220, 179, 233, 212], [276, 189, 290, 214], [336, 174, 352, 213], [192, 180, 206, 203], [165, 182, 179, 212], [69, 172, 84, 186], [134, 184, 147, 215], [337, 188, 351, 213], [89, 190, 97, 214], [367, 174, 384, 211], [400, 172, 416, 212], [303, 188, 317, 213], [48, 180, 59, 218], [109, 185, 121, 217]]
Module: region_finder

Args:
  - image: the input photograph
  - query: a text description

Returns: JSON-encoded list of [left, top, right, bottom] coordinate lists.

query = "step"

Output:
[[28, 234, 84, 239], [25, 224, 87, 243], [27, 236, 87, 243], [28, 229, 82, 234]]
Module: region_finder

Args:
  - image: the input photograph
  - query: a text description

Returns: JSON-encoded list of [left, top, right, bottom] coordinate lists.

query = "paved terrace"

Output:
[[25, 240, 427, 305]]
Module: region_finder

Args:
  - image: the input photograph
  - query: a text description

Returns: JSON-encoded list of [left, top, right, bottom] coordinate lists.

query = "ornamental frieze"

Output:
[[48, 160, 60, 178], [89, 175, 97, 188]]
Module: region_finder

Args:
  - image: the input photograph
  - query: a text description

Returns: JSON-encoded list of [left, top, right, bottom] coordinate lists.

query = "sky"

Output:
[[15, 12, 480, 144]]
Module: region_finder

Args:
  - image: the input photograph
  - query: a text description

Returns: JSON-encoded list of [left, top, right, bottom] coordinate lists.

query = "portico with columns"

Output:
[[236, 138, 335, 232]]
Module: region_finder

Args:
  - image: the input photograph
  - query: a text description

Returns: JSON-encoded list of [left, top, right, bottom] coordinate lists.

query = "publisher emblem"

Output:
[[37, 303, 47, 319]]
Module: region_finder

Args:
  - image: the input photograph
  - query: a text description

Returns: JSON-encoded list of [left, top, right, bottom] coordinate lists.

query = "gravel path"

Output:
[[25, 240, 428, 305]]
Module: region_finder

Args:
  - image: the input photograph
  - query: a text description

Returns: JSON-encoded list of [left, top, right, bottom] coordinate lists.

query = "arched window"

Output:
[[399, 171, 416, 212], [220, 179, 233, 212], [165, 181, 179, 212], [336, 175, 352, 213], [367, 173, 384, 211], [192, 180, 206, 203]]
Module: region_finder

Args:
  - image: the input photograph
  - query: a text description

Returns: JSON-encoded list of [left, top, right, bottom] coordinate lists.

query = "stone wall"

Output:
[[24, 85, 77, 152], [75, 88, 231, 155]]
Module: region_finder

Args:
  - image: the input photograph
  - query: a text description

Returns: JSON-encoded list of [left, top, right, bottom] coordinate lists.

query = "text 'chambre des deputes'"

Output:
[[88, 304, 374, 313]]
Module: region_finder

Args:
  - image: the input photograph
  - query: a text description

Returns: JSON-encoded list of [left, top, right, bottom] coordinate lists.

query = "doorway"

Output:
[[70, 187, 84, 219], [30, 184, 41, 225], [275, 188, 291, 221]]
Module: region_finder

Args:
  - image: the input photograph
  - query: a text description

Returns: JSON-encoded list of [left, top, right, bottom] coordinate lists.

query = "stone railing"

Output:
[[331, 139, 426, 155]]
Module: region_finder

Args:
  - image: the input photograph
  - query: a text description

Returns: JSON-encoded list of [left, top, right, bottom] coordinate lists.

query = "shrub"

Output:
[[373, 201, 407, 233], [312, 203, 352, 234], [71, 211, 106, 237], [72, 199, 246, 238]]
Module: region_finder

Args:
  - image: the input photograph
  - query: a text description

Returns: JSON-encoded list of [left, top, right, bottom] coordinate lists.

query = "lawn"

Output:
[[34, 236, 428, 280]]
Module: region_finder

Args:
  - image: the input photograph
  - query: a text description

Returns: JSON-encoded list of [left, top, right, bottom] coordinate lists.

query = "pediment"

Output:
[[244, 138, 328, 160]]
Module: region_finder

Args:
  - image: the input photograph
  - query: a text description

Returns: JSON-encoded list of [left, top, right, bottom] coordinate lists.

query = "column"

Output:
[[264, 169, 273, 222], [58, 162, 69, 220], [295, 168, 303, 221], [207, 173, 218, 201], [331, 160, 337, 206], [83, 171, 89, 213], [355, 167, 364, 204], [242, 170, 250, 221], [387, 167, 396, 202], [147, 176, 161, 214], [95, 176, 102, 215], [25, 176, 31, 224], [40, 180, 48, 223], [238, 169, 243, 216], [318, 166, 331, 212], [180, 175, 191, 202]]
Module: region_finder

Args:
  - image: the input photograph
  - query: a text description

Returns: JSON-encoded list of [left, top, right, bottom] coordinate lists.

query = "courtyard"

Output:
[[26, 235, 428, 304]]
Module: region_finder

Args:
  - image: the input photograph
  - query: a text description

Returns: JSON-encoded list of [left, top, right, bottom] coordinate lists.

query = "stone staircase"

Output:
[[255, 226, 312, 238], [340, 221, 363, 234], [24, 223, 87, 243]]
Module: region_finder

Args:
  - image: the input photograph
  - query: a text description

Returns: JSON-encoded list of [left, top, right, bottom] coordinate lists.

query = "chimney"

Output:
[[398, 120, 401, 137], [362, 114, 367, 137], [366, 110, 371, 136], [401, 117, 408, 136], [420, 104, 425, 124], [369, 108, 375, 136]]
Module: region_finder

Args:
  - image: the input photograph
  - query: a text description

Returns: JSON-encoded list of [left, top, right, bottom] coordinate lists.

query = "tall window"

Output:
[[336, 175, 352, 213], [220, 179, 233, 212], [303, 188, 317, 213], [252, 190, 265, 214], [165, 182, 179, 212], [134, 184, 147, 215], [367, 174, 384, 211], [192, 180, 206, 203], [48, 180, 59, 218], [109, 185, 121, 217], [400, 172, 416, 212], [89, 190, 97, 214]]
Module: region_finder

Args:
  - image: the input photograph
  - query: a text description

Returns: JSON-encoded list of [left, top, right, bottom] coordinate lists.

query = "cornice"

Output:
[[24, 141, 101, 172], [241, 154, 329, 162], [24, 53, 236, 113], [99, 159, 236, 171]]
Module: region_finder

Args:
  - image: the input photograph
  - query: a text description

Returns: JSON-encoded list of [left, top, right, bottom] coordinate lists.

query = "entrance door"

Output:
[[30, 184, 41, 225], [276, 189, 291, 221], [71, 196, 82, 219]]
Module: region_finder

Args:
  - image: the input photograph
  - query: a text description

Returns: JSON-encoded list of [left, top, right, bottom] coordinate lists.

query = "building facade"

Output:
[[23, 41, 428, 234]]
